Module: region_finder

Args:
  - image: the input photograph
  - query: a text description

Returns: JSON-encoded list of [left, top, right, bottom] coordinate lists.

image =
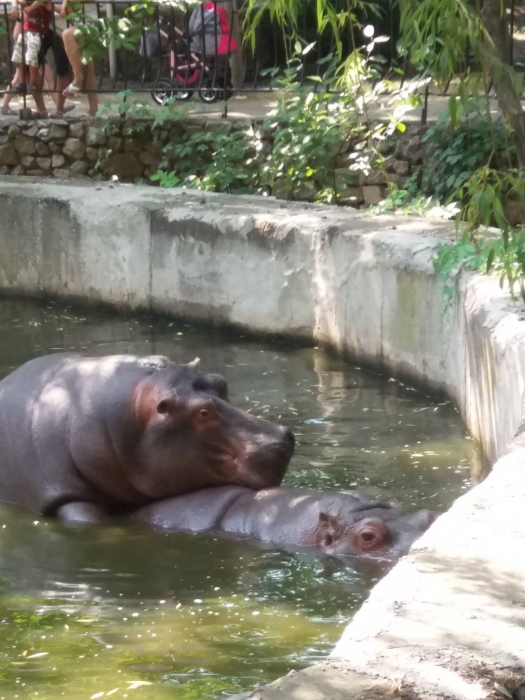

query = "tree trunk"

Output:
[[483, 0, 525, 168]]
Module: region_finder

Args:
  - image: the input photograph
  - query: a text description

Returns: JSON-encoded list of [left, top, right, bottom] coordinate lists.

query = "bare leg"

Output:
[[84, 61, 98, 115], [61, 25, 85, 87], [31, 87, 47, 115], [43, 64, 68, 112], [28, 65, 39, 88], [1, 67, 23, 110], [61, 26, 98, 113]]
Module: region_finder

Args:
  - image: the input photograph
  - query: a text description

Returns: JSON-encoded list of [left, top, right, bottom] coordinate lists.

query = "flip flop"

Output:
[[0, 107, 16, 116], [62, 83, 82, 98]]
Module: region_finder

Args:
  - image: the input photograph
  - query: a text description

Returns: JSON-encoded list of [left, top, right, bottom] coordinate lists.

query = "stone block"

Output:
[[0, 142, 18, 166], [339, 186, 363, 205], [35, 142, 50, 157], [85, 147, 98, 162], [0, 134, 9, 146], [108, 136, 123, 152], [70, 160, 88, 175], [334, 167, 361, 188], [7, 125, 20, 137], [40, 124, 68, 142], [10, 164, 25, 175], [49, 142, 62, 154], [392, 159, 410, 176], [26, 169, 45, 176], [205, 119, 233, 134], [19, 155, 38, 169], [139, 150, 161, 168], [123, 137, 143, 153], [87, 126, 107, 146], [14, 135, 36, 155], [362, 185, 384, 205], [51, 154, 66, 168], [22, 125, 38, 138], [396, 134, 422, 162], [36, 157, 52, 171], [0, 166, 10, 175], [52, 168, 87, 180], [504, 199, 525, 226], [366, 168, 387, 186], [387, 174, 410, 189], [63, 138, 85, 160], [101, 152, 144, 180], [69, 121, 86, 139]]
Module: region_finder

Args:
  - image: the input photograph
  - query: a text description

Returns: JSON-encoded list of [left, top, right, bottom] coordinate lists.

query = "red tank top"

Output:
[[24, 5, 52, 35]]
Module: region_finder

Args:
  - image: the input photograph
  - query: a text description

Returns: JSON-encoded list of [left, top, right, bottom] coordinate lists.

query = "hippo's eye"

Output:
[[352, 518, 390, 552], [361, 532, 376, 543], [193, 401, 217, 424]]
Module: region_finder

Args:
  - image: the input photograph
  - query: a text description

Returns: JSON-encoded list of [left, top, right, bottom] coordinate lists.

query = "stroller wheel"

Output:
[[198, 77, 233, 104], [151, 79, 193, 105], [174, 88, 194, 102]]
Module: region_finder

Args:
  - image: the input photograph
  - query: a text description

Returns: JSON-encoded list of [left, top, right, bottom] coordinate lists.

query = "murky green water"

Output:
[[0, 298, 472, 700]]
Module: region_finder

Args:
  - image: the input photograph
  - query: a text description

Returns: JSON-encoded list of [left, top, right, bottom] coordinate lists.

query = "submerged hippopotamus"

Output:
[[0, 354, 294, 523], [135, 486, 435, 561]]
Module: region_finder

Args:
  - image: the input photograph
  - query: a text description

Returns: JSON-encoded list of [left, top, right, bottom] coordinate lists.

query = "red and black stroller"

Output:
[[143, 1, 239, 104]]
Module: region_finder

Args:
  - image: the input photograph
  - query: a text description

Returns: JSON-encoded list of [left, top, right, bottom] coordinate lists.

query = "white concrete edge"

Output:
[[1, 177, 525, 699]]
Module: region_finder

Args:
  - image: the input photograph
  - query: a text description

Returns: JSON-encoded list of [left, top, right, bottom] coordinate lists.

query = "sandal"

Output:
[[0, 107, 16, 116], [62, 82, 82, 98], [49, 105, 76, 118]]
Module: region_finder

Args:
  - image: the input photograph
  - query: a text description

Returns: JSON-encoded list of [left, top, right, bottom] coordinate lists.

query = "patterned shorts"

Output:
[[12, 32, 42, 68]]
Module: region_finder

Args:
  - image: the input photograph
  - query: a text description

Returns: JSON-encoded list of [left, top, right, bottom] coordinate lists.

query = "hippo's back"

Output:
[[0, 353, 146, 514]]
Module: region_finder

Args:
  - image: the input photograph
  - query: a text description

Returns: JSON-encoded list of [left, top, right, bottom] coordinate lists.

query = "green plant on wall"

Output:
[[149, 33, 414, 202], [421, 106, 514, 204], [153, 125, 261, 194], [240, 0, 525, 302]]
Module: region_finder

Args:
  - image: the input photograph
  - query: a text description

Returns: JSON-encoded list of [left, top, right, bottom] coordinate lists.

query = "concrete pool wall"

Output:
[[0, 176, 524, 699]]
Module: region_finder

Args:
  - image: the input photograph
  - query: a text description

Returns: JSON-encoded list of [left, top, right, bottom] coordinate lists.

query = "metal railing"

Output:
[[0, 0, 523, 111]]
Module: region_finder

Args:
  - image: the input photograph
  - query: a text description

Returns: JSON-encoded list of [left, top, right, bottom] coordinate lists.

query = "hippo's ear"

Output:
[[188, 357, 201, 368], [318, 512, 340, 547]]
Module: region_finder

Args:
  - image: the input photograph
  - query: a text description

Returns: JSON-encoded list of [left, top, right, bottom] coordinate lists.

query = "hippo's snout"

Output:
[[278, 426, 296, 456], [238, 423, 295, 489]]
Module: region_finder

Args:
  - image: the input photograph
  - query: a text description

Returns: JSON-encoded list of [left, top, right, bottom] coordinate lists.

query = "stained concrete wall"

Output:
[[1, 176, 525, 699]]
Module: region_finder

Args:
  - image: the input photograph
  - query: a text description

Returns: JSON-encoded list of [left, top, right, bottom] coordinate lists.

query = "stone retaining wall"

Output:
[[0, 116, 426, 205]]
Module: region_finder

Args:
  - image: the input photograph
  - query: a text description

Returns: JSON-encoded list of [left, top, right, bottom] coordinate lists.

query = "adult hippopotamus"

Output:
[[135, 487, 435, 561], [0, 353, 294, 523]]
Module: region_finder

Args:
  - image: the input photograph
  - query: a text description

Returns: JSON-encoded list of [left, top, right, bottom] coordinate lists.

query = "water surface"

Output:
[[0, 299, 472, 700]]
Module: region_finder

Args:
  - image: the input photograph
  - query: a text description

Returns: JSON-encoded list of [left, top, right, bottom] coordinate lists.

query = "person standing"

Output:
[[59, 0, 98, 116]]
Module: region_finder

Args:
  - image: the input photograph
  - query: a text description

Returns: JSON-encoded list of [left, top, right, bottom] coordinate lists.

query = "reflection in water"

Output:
[[0, 299, 472, 699]]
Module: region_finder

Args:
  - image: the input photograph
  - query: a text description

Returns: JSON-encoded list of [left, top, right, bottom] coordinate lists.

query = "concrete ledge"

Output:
[[1, 176, 525, 699]]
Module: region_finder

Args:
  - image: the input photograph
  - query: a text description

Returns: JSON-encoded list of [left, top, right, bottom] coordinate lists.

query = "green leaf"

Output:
[[486, 247, 495, 273]]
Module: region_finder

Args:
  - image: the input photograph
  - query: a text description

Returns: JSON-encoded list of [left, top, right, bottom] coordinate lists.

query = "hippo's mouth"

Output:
[[207, 429, 294, 488]]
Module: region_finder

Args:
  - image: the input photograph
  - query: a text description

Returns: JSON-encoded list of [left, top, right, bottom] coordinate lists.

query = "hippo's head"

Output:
[[316, 504, 435, 561], [130, 360, 295, 498]]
